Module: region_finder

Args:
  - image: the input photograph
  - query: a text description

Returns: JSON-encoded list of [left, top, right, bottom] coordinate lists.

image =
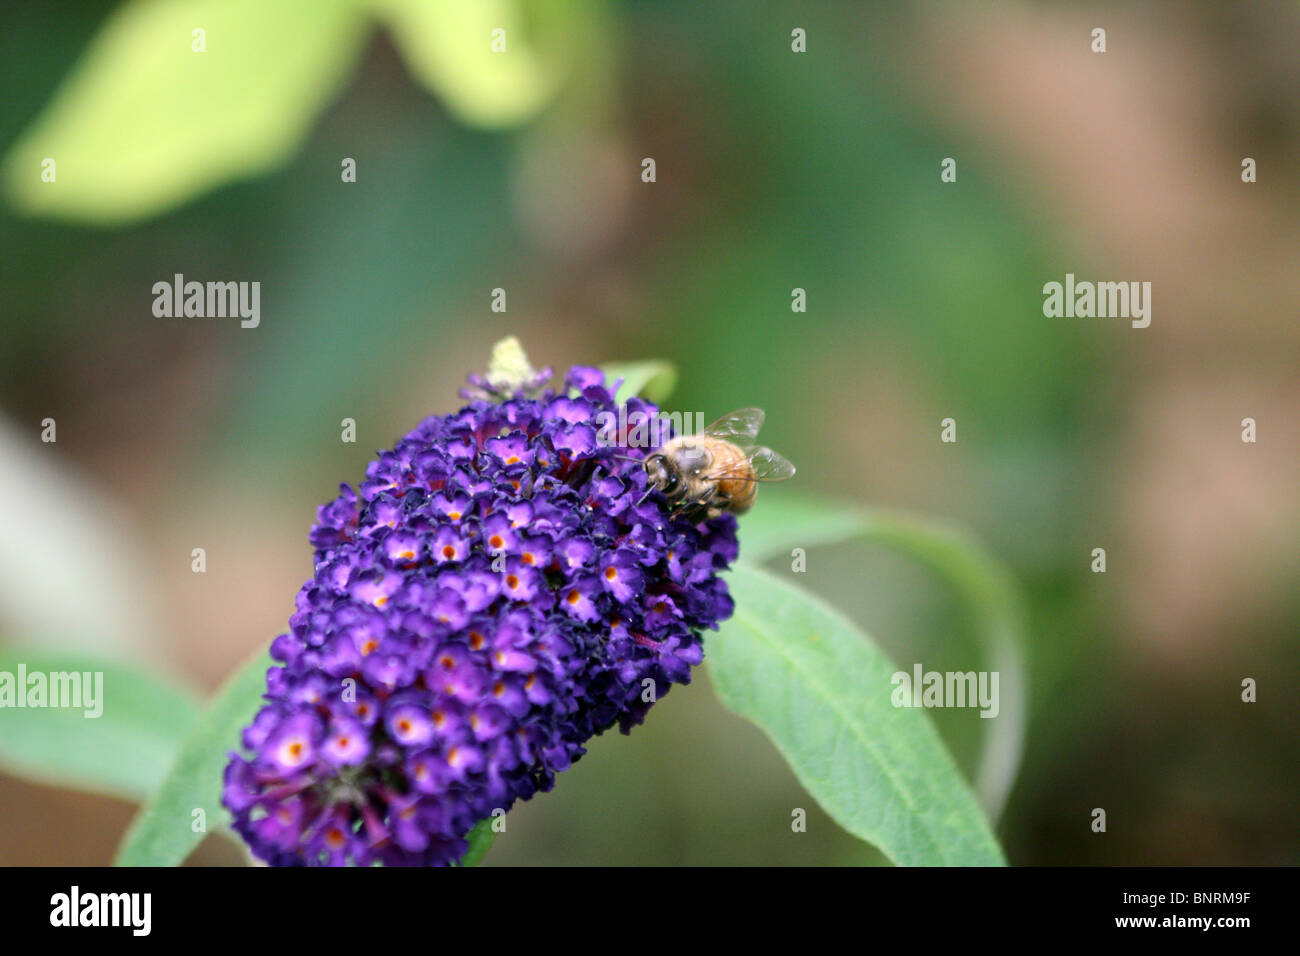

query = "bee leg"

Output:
[[704, 493, 730, 522], [669, 494, 702, 522], [695, 485, 726, 522]]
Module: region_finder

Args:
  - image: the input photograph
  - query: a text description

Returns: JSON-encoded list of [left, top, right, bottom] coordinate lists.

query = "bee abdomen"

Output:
[[710, 442, 757, 513]]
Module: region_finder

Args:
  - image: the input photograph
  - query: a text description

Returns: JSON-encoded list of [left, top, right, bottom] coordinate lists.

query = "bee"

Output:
[[641, 408, 795, 520]]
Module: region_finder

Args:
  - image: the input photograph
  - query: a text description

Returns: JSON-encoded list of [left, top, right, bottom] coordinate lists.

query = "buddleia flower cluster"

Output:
[[222, 361, 737, 865]]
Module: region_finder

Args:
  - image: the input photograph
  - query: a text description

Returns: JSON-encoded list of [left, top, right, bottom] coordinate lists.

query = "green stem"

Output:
[[453, 818, 499, 866]]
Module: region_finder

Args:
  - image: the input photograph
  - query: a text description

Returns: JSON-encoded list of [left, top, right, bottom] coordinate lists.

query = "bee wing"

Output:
[[702, 407, 765, 444], [706, 446, 796, 483], [746, 446, 796, 482]]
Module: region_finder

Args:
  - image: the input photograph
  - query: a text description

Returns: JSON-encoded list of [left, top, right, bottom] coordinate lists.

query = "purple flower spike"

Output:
[[222, 359, 737, 866]]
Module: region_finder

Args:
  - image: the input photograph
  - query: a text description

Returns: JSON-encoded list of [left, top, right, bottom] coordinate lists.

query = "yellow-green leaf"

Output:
[[369, 0, 572, 128], [3, 0, 370, 224]]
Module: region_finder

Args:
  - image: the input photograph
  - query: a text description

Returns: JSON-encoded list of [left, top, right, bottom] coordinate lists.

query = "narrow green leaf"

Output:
[[0, 646, 200, 802], [114, 650, 270, 866], [453, 818, 499, 866], [708, 564, 1006, 866], [735, 490, 1028, 820], [601, 360, 678, 405], [3, 0, 370, 223]]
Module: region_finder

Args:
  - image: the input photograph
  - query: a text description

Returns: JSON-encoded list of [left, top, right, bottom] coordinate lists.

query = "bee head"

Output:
[[644, 453, 675, 492]]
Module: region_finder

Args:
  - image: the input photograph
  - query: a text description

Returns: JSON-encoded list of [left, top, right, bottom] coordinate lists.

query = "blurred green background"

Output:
[[1, 0, 1296, 865]]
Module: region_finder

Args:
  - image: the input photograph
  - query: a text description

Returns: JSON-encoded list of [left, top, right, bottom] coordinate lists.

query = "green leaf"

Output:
[[453, 818, 499, 866], [0, 646, 201, 802], [114, 650, 270, 866], [3, 0, 370, 224], [601, 360, 679, 405], [708, 565, 1006, 866], [735, 490, 876, 565], [736, 490, 1028, 819]]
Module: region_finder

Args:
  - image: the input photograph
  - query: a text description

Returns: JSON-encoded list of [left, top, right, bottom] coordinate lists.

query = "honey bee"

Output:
[[642, 408, 795, 520]]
